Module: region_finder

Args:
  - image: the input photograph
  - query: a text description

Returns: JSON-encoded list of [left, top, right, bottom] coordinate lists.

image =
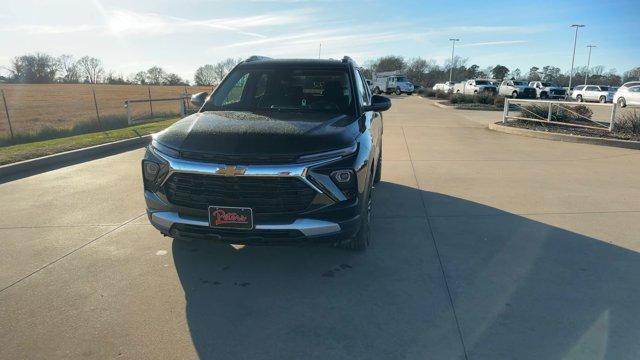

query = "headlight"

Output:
[[142, 160, 160, 181], [330, 169, 356, 199]]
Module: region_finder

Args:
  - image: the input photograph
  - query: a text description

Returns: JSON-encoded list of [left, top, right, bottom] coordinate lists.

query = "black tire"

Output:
[[576, 94, 583, 102], [374, 87, 381, 95], [406, 92, 413, 96], [540, 92, 548, 99], [599, 96, 607, 103], [374, 147, 382, 184], [474, 90, 478, 94], [338, 183, 372, 250], [512, 91, 518, 99], [395, 87, 402, 95], [618, 97, 627, 107]]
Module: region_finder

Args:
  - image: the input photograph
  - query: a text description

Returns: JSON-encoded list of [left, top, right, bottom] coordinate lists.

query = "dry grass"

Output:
[[0, 84, 212, 136]]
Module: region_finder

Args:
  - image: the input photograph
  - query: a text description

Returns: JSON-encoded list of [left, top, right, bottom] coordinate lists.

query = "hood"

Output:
[[154, 111, 360, 159]]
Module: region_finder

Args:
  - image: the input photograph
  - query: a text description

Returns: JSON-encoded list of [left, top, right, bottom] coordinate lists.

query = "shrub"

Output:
[[474, 92, 495, 105], [494, 95, 505, 108], [450, 94, 474, 104], [567, 104, 594, 122], [420, 89, 436, 97], [613, 110, 640, 135], [435, 90, 449, 99]]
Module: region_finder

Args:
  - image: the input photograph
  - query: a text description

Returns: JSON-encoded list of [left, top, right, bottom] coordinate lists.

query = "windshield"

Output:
[[205, 67, 355, 115], [540, 82, 555, 87], [513, 81, 528, 86], [396, 76, 408, 82], [475, 80, 491, 85], [599, 86, 610, 91]]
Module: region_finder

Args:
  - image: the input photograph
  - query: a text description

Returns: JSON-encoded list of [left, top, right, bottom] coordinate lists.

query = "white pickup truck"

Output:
[[529, 81, 567, 99], [453, 79, 497, 95], [498, 80, 537, 99], [432, 81, 454, 93]]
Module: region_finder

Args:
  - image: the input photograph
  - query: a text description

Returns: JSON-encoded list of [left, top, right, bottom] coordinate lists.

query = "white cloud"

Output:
[[458, 40, 528, 47], [105, 8, 313, 38], [0, 24, 99, 34]]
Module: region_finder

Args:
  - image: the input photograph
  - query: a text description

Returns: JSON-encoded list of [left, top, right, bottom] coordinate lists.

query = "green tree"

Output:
[[491, 65, 509, 80]]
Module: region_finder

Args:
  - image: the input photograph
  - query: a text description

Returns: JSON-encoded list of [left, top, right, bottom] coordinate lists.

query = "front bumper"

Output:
[[143, 145, 366, 244]]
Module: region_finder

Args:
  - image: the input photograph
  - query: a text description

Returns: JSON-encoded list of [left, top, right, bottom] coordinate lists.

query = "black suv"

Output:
[[142, 56, 390, 249]]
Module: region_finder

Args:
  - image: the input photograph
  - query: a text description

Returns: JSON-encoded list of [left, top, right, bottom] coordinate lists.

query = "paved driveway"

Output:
[[2, 96, 640, 359]]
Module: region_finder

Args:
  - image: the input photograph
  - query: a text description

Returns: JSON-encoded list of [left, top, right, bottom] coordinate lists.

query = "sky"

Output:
[[0, 0, 638, 81]]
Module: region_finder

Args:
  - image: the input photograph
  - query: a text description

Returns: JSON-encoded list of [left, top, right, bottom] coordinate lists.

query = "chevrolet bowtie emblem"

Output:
[[216, 165, 247, 176]]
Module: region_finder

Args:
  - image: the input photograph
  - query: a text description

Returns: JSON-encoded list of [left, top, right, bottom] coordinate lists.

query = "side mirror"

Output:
[[190, 92, 209, 108], [364, 95, 391, 112]]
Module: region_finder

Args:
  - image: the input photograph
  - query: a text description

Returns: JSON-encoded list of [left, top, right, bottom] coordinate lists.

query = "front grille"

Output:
[[551, 89, 566, 96], [164, 173, 316, 214], [180, 151, 298, 165]]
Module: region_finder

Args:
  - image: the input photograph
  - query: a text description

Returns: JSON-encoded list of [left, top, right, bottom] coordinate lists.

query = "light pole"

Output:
[[449, 38, 459, 83], [568, 24, 585, 90], [318, 43, 322, 59], [584, 44, 596, 85]]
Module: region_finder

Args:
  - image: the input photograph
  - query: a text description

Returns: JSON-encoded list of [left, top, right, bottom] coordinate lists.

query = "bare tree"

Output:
[[146, 66, 166, 85], [77, 56, 104, 83], [57, 54, 80, 83], [211, 58, 241, 84], [194, 64, 216, 86]]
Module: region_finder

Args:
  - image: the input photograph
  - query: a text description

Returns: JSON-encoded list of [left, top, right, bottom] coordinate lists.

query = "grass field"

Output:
[[0, 84, 212, 137], [0, 117, 179, 165]]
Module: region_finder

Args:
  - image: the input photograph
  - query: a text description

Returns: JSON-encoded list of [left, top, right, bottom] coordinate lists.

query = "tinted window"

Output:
[[206, 67, 355, 115], [475, 80, 490, 85]]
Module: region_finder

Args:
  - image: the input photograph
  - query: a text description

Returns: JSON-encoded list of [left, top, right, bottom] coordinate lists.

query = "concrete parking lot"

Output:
[[2, 96, 640, 359]]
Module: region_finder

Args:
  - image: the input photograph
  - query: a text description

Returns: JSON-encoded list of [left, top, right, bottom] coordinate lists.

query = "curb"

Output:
[[0, 135, 152, 183], [488, 122, 640, 150], [431, 100, 455, 109]]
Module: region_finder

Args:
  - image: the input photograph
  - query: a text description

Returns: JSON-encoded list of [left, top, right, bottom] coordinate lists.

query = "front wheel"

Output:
[[395, 87, 402, 95], [338, 185, 372, 250], [599, 96, 607, 103], [374, 87, 381, 95], [512, 91, 518, 99], [576, 94, 583, 102], [540, 92, 548, 99], [618, 97, 627, 107]]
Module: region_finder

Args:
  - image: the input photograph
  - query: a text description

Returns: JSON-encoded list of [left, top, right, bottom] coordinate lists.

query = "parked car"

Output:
[[529, 81, 567, 99], [498, 80, 537, 99], [142, 55, 391, 250], [432, 81, 454, 93], [613, 82, 640, 107], [453, 79, 497, 95], [372, 71, 414, 95], [571, 85, 615, 103]]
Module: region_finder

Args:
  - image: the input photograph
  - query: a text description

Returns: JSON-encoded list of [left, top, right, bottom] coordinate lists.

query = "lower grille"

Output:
[[164, 173, 316, 214]]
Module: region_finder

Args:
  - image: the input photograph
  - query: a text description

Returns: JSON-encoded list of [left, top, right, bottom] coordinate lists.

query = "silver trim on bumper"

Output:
[[150, 211, 341, 237]]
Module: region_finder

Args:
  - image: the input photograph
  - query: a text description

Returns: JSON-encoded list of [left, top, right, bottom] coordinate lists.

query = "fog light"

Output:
[[143, 161, 160, 181], [331, 170, 352, 183]]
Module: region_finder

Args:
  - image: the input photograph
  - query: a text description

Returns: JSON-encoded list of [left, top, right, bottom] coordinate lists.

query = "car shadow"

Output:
[[172, 181, 640, 360]]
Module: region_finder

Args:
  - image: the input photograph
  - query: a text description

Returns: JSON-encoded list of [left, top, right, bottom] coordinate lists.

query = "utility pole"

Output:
[[585, 44, 596, 85], [449, 38, 460, 83], [568, 24, 585, 90]]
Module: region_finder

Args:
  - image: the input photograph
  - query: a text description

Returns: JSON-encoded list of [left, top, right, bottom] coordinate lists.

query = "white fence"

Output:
[[124, 94, 190, 125], [502, 98, 617, 131]]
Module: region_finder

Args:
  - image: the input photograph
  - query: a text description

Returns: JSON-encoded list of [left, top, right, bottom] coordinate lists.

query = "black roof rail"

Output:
[[244, 55, 272, 62]]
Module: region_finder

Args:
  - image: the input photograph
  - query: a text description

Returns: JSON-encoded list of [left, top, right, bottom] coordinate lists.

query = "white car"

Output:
[[613, 81, 640, 107], [571, 85, 615, 103], [432, 81, 454, 93]]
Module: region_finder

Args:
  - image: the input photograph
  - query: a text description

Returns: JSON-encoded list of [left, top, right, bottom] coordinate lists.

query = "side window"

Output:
[[254, 73, 268, 100], [630, 86, 640, 93], [357, 70, 371, 105], [353, 69, 368, 106], [586, 86, 597, 91], [574, 85, 584, 91], [222, 73, 249, 106]]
